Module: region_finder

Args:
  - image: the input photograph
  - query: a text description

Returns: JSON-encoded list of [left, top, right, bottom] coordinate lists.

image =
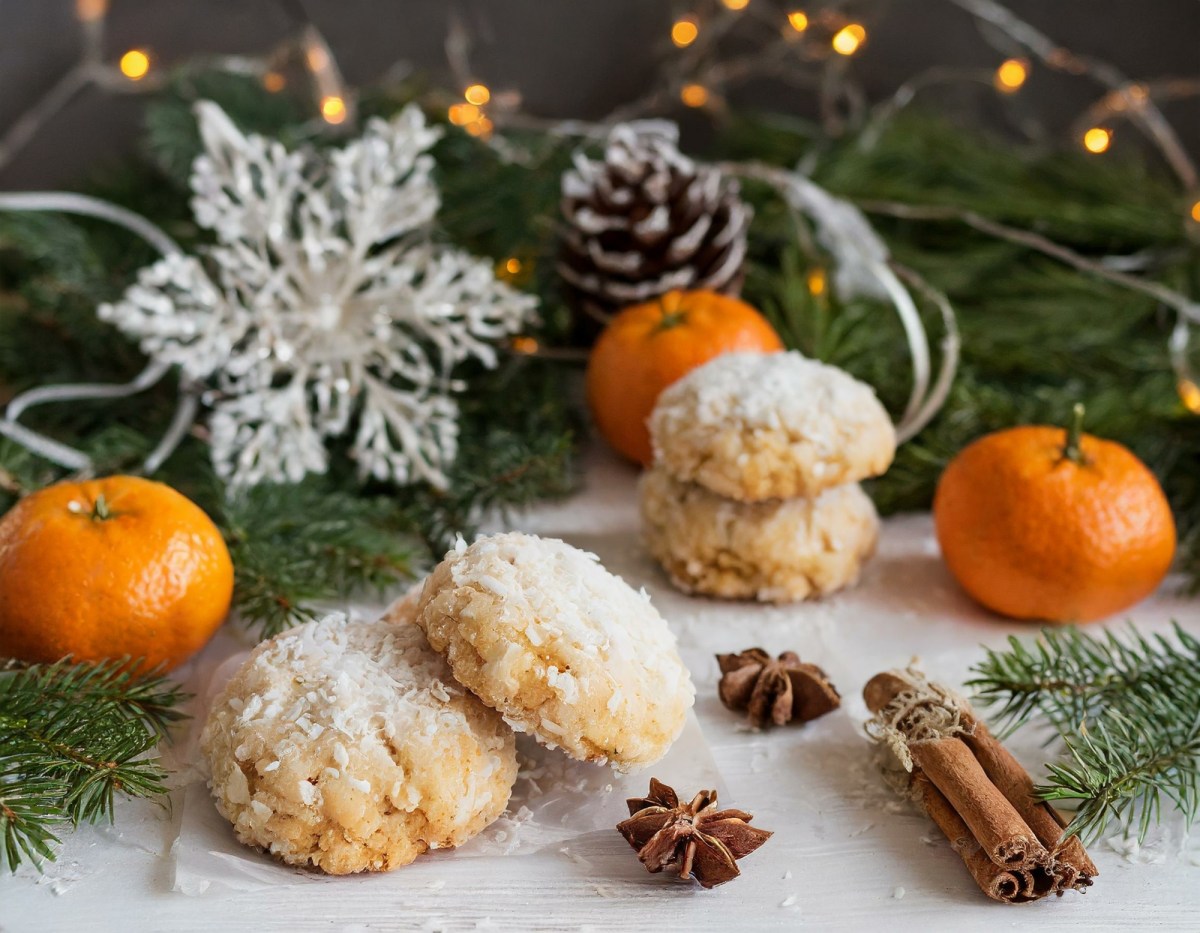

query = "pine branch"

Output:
[[219, 480, 422, 639], [2, 658, 189, 738], [1039, 709, 1200, 843], [0, 774, 67, 871], [0, 660, 188, 872], [966, 623, 1200, 735], [967, 623, 1200, 842]]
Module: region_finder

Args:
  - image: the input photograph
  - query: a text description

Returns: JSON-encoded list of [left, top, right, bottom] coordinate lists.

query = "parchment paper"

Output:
[[171, 646, 723, 894]]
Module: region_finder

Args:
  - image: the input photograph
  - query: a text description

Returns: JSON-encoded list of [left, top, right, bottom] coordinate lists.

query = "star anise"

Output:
[[716, 648, 840, 729], [616, 778, 772, 888]]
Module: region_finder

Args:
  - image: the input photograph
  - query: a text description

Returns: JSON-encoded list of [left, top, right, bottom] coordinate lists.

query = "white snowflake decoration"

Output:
[[99, 101, 536, 489]]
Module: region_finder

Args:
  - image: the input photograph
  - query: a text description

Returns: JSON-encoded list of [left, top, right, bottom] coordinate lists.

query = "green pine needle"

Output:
[[967, 623, 1200, 842], [0, 659, 188, 872]]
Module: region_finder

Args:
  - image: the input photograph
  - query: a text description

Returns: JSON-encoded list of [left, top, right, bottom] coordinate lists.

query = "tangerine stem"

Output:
[[91, 494, 111, 521], [1063, 403, 1088, 464]]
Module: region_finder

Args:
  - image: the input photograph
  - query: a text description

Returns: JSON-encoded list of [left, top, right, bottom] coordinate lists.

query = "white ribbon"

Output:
[[0, 191, 195, 474], [722, 163, 960, 444]]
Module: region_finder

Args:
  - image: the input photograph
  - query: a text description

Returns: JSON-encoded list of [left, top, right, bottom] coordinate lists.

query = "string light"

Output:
[[464, 83, 490, 106], [807, 267, 827, 296], [464, 116, 494, 138], [118, 50, 151, 81], [320, 95, 347, 125], [1190, 200, 1200, 223], [680, 83, 710, 108], [448, 103, 481, 125], [671, 17, 699, 48], [504, 257, 522, 275], [1180, 378, 1200, 414], [262, 71, 286, 93], [722, 0, 750, 9], [1083, 127, 1112, 154], [786, 11, 809, 32], [74, 0, 108, 23], [511, 336, 540, 355], [831, 24, 866, 56], [994, 58, 1028, 93]]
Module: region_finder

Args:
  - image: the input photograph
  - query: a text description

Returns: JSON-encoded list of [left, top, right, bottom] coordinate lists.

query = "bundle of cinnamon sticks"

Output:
[[863, 669, 1096, 904]]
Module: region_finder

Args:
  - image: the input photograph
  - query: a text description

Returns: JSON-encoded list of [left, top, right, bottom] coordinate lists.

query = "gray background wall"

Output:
[[2, 0, 1198, 189]]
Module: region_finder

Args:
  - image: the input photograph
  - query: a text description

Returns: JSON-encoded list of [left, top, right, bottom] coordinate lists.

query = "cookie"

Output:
[[200, 613, 517, 875], [648, 350, 895, 501], [415, 532, 694, 772], [640, 466, 879, 603]]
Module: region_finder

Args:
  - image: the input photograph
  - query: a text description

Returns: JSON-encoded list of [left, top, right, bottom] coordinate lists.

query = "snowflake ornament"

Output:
[[99, 101, 536, 489]]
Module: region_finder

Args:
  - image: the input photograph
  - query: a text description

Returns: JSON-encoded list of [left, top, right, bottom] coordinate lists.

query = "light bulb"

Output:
[[1179, 377, 1200, 414], [321, 95, 348, 125], [786, 11, 809, 32], [448, 103, 481, 126], [680, 84, 710, 108], [464, 84, 491, 106], [807, 268, 827, 296], [672, 18, 699, 48], [994, 59, 1027, 93], [831, 24, 866, 56], [1083, 127, 1112, 154], [119, 49, 151, 81]]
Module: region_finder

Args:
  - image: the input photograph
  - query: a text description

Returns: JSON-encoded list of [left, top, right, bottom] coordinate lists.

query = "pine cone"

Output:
[[559, 122, 751, 342]]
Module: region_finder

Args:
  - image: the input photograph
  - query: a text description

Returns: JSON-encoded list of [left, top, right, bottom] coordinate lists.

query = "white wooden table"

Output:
[[5, 445, 1199, 932]]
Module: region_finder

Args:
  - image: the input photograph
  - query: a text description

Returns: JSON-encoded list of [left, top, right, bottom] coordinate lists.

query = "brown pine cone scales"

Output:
[[559, 123, 751, 338]]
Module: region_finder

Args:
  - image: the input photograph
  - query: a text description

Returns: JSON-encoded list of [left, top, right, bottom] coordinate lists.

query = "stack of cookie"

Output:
[[201, 532, 695, 875], [641, 351, 896, 603]]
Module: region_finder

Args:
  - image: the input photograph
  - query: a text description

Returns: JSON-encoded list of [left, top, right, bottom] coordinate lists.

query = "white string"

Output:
[[0, 192, 182, 257], [0, 192, 190, 475], [868, 258, 932, 431], [723, 161, 959, 445], [892, 264, 963, 443]]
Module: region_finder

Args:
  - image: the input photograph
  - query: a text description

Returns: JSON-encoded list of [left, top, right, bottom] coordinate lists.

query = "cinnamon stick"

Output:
[[863, 669, 1096, 903], [959, 716, 1098, 883], [912, 773, 1055, 903]]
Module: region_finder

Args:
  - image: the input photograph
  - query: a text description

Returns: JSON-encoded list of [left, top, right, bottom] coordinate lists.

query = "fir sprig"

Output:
[[967, 623, 1200, 841], [0, 659, 188, 872], [219, 480, 421, 639]]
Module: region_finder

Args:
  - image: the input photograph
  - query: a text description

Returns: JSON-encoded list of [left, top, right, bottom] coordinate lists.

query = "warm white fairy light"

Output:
[[1180, 378, 1200, 414], [464, 83, 491, 105], [119, 49, 151, 81], [671, 17, 699, 48], [1083, 126, 1112, 153], [722, 0, 750, 9], [786, 11, 809, 32], [680, 83, 710, 107], [320, 95, 347, 124], [994, 58, 1028, 93], [831, 24, 866, 56]]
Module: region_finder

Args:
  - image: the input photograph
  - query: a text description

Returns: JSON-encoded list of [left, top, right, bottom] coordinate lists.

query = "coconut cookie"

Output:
[[200, 614, 517, 875], [648, 351, 895, 501], [640, 467, 879, 603], [415, 533, 694, 772]]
